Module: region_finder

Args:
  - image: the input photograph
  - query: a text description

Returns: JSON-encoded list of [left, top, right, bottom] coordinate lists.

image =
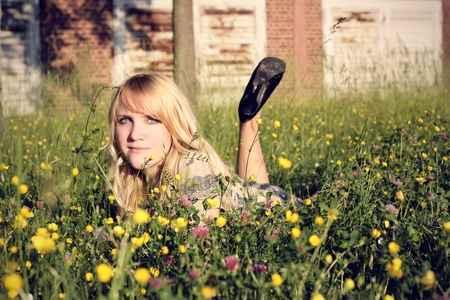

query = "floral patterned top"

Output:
[[178, 153, 301, 215]]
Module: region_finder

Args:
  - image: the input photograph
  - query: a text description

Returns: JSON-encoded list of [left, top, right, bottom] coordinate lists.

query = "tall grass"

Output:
[[0, 55, 450, 299]]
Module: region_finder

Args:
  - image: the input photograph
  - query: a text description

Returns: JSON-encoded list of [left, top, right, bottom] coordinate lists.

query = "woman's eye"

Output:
[[148, 117, 160, 124], [118, 117, 131, 124]]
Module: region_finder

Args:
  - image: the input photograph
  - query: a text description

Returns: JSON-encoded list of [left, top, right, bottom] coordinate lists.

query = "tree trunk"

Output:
[[173, 0, 197, 105]]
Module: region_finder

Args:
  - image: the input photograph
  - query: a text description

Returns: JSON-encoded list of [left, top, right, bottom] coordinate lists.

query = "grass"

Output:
[[0, 65, 450, 299]]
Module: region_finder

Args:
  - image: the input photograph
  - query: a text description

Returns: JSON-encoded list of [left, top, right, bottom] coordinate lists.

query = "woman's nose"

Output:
[[129, 123, 145, 141]]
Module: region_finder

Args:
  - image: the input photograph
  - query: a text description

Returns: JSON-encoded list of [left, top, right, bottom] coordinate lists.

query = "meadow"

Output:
[[0, 68, 450, 300]]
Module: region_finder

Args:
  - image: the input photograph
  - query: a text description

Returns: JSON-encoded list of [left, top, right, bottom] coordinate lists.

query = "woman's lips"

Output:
[[128, 147, 149, 153]]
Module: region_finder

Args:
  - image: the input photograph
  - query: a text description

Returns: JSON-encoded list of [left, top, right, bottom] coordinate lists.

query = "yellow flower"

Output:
[[395, 190, 404, 202], [278, 157, 292, 169], [206, 198, 219, 208], [285, 210, 299, 224], [108, 194, 115, 204], [311, 293, 325, 300], [345, 278, 356, 290], [257, 118, 262, 125], [383, 220, 390, 229], [85, 225, 94, 233], [150, 267, 160, 277], [133, 209, 150, 224], [201, 286, 217, 299], [371, 229, 381, 239], [325, 254, 333, 264], [175, 174, 181, 181], [304, 199, 312, 206], [11, 176, 19, 186], [25, 261, 32, 269], [41, 162, 52, 170], [385, 295, 395, 300], [71, 167, 79, 177], [271, 273, 283, 286], [113, 226, 125, 236], [388, 241, 400, 254], [96, 263, 114, 283], [59, 293, 66, 299], [161, 246, 169, 255], [3, 273, 24, 292], [134, 268, 151, 285], [179, 245, 187, 254], [157, 215, 170, 226], [415, 177, 426, 184], [0, 163, 9, 170], [314, 216, 325, 226], [309, 235, 321, 247], [48, 223, 59, 231], [19, 184, 29, 195], [85, 273, 93, 282], [172, 217, 188, 229], [106, 217, 114, 225], [419, 270, 435, 291], [386, 258, 403, 278], [216, 216, 227, 228], [291, 227, 301, 239], [153, 187, 160, 194], [327, 208, 339, 221], [273, 120, 281, 128], [31, 228, 56, 254], [9, 246, 18, 254], [443, 221, 450, 233]]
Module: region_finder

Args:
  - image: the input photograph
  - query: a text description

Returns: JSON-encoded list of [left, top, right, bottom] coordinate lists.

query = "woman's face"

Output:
[[115, 106, 172, 175]]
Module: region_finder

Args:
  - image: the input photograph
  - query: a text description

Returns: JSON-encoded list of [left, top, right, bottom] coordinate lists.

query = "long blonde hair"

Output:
[[109, 74, 233, 213]]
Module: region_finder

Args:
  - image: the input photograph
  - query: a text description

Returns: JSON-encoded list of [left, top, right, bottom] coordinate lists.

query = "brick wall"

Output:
[[443, 0, 450, 88], [266, 0, 323, 98], [40, 0, 114, 84]]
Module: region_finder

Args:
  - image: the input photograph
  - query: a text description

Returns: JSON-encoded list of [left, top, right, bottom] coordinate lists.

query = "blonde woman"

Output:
[[109, 57, 297, 219]]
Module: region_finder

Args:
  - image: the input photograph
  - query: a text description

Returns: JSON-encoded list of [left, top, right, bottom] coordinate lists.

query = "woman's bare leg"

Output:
[[237, 111, 269, 183]]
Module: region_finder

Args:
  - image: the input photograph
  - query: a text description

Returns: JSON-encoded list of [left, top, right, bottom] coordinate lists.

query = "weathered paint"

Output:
[[0, 0, 41, 115], [322, 0, 442, 98]]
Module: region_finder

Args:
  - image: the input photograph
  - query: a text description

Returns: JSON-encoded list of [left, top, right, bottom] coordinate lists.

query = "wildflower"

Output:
[[395, 190, 404, 202], [85, 273, 93, 282], [386, 257, 403, 278], [285, 210, 299, 224], [312, 294, 325, 300], [150, 267, 160, 277], [172, 217, 188, 229], [3, 273, 24, 296], [134, 268, 151, 285], [106, 217, 114, 225], [133, 209, 150, 224], [189, 268, 201, 280], [206, 198, 219, 208], [179, 195, 192, 207], [19, 184, 28, 195], [9, 246, 18, 254], [385, 204, 399, 214], [179, 245, 187, 254], [304, 199, 312, 206], [174, 174, 181, 181], [416, 177, 426, 184], [385, 295, 395, 300], [273, 120, 281, 128], [96, 263, 114, 283], [201, 286, 217, 299], [325, 254, 333, 264], [250, 262, 266, 275], [271, 273, 283, 286], [25, 261, 32, 269], [291, 227, 301, 239], [113, 226, 125, 236], [314, 216, 325, 226], [419, 270, 435, 291], [327, 208, 339, 221], [0, 163, 9, 170], [41, 162, 52, 170], [388, 241, 400, 254], [193, 226, 210, 238], [71, 167, 79, 177], [108, 194, 115, 204], [216, 216, 227, 228], [309, 235, 321, 247], [225, 255, 240, 271], [345, 278, 356, 290], [11, 176, 19, 186], [278, 157, 292, 169], [161, 246, 169, 255], [443, 221, 450, 233], [157, 215, 170, 226], [48, 223, 58, 231], [371, 229, 382, 239], [85, 225, 94, 233], [383, 220, 390, 228], [31, 228, 56, 254]]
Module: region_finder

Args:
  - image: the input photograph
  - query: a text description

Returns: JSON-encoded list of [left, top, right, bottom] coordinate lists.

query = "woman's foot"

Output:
[[238, 57, 286, 123]]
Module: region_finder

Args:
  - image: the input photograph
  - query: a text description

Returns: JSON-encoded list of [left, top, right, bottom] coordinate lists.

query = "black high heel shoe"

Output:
[[238, 57, 286, 123]]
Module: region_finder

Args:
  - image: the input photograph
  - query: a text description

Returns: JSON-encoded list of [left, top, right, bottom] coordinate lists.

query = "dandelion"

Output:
[[96, 263, 114, 283], [85, 273, 93, 282], [285, 210, 299, 224], [71, 167, 79, 177], [11, 176, 19, 186], [291, 227, 301, 239], [419, 270, 435, 291], [179, 245, 187, 254], [134, 268, 151, 285], [371, 229, 382, 239], [133, 209, 150, 224], [388, 241, 400, 254], [278, 157, 292, 169], [85, 225, 94, 233], [3, 273, 23, 297], [273, 120, 281, 128], [31, 228, 56, 254], [113, 226, 125, 236], [201, 286, 217, 299], [19, 184, 28, 195], [271, 273, 283, 286], [314, 216, 325, 226], [216, 216, 227, 228], [309, 235, 321, 247], [161, 246, 169, 255]]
